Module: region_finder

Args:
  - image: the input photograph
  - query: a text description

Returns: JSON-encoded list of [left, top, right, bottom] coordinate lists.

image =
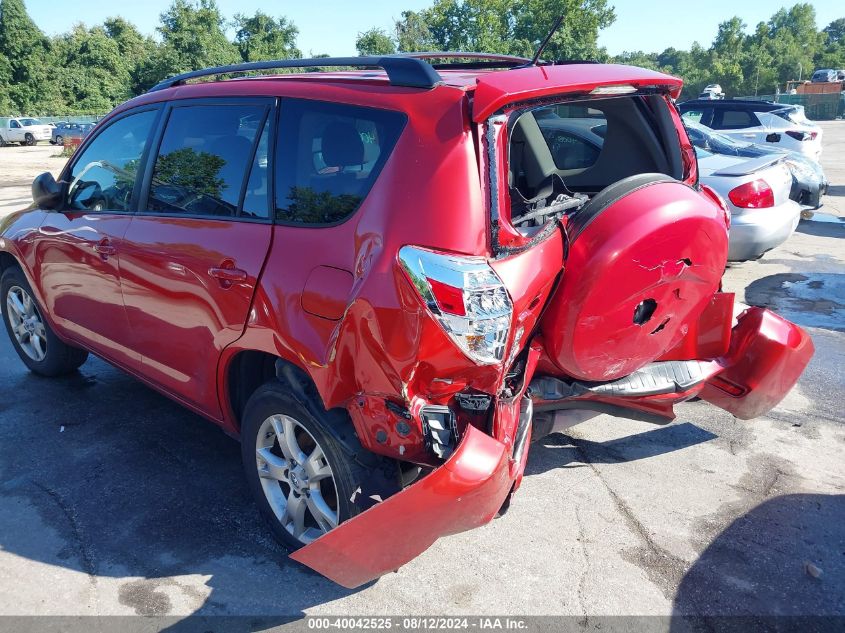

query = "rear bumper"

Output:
[[290, 423, 517, 588], [728, 200, 801, 261], [701, 306, 814, 419]]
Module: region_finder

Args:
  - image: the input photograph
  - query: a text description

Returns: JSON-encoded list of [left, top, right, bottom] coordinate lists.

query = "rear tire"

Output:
[[241, 381, 371, 550], [1, 267, 88, 376], [55, 135, 64, 146]]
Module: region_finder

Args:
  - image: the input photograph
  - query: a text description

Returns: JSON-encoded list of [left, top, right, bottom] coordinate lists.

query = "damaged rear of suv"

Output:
[[287, 59, 813, 587], [0, 53, 813, 589]]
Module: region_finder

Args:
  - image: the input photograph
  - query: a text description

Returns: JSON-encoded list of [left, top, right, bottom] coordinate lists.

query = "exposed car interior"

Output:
[[507, 95, 684, 231]]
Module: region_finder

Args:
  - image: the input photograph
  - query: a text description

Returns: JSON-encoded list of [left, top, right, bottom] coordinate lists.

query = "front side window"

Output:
[[67, 110, 157, 212], [147, 104, 267, 218], [275, 100, 406, 225]]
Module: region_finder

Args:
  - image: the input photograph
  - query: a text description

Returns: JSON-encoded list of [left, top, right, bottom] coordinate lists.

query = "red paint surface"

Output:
[[539, 181, 729, 381], [700, 307, 814, 419], [290, 424, 512, 588], [472, 64, 684, 122]]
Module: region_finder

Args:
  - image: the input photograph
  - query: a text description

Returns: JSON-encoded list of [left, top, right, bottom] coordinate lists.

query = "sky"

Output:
[[21, 0, 845, 57]]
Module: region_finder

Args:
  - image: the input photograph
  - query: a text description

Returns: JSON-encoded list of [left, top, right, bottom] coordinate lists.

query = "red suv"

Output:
[[0, 54, 813, 588]]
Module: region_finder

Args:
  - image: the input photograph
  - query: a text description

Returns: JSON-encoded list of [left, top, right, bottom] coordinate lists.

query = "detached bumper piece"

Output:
[[290, 425, 513, 588], [701, 307, 814, 419]]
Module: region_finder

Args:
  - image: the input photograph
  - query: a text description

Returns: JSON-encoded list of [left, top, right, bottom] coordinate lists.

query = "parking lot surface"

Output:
[[0, 124, 843, 620]]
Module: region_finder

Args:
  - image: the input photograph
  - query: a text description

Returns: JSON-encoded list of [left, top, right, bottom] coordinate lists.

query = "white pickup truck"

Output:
[[0, 117, 53, 146]]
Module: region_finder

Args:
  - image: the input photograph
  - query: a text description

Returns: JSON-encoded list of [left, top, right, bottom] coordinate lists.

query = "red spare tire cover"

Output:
[[540, 175, 730, 382]]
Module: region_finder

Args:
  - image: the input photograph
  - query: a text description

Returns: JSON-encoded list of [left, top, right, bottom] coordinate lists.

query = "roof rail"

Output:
[[147, 55, 444, 92], [397, 52, 531, 69]]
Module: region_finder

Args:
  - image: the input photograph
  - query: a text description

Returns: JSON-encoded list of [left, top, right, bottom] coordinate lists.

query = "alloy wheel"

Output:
[[255, 414, 339, 544], [5, 285, 47, 362]]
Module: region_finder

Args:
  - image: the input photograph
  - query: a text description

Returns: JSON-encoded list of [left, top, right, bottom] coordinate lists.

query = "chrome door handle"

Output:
[[93, 238, 116, 258], [209, 264, 247, 288]]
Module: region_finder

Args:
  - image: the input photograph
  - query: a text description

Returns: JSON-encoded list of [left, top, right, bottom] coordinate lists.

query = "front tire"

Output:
[[1, 267, 88, 376], [241, 382, 364, 550], [24, 133, 35, 146], [55, 135, 64, 146]]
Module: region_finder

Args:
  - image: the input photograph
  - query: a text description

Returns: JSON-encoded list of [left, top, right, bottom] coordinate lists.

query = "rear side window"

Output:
[[146, 104, 267, 218], [533, 108, 603, 171], [714, 109, 758, 129], [67, 110, 157, 212], [274, 100, 406, 225]]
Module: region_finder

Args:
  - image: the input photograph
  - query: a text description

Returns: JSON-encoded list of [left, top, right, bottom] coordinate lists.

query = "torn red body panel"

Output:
[[659, 292, 735, 361], [292, 342, 542, 587], [700, 307, 814, 419], [291, 424, 513, 588]]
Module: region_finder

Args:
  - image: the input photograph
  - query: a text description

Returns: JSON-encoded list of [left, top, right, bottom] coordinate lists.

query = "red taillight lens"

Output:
[[728, 179, 775, 209], [785, 130, 816, 141], [398, 246, 513, 365], [426, 277, 466, 316]]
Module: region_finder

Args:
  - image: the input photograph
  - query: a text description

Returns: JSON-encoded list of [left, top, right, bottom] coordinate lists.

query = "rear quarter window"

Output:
[[274, 100, 406, 225]]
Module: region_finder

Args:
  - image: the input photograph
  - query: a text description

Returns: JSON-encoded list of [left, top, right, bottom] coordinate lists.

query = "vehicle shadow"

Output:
[[524, 422, 717, 476], [0, 339, 363, 620], [744, 272, 845, 332], [671, 493, 845, 622], [796, 216, 845, 239]]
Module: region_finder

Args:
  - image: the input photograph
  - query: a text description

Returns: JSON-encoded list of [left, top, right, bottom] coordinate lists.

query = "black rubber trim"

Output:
[[567, 173, 677, 242]]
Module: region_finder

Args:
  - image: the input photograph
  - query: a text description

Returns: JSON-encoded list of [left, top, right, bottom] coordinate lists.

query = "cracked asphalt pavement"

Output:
[[0, 123, 843, 620]]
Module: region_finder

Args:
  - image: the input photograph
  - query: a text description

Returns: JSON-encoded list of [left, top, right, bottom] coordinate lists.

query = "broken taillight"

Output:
[[398, 246, 513, 365]]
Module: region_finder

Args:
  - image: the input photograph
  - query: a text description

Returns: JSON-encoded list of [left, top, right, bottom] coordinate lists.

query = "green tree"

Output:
[[103, 17, 159, 94], [392, 0, 615, 59], [0, 50, 12, 113], [233, 11, 300, 62], [394, 10, 434, 52], [823, 18, 845, 44], [356, 28, 396, 55], [816, 19, 845, 70], [155, 148, 226, 198], [614, 50, 660, 71], [0, 0, 53, 113], [51, 24, 129, 113], [149, 0, 239, 82]]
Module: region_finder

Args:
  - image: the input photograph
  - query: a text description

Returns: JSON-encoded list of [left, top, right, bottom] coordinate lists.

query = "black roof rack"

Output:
[[397, 52, 531, 70], [147, 55, 444, 92]]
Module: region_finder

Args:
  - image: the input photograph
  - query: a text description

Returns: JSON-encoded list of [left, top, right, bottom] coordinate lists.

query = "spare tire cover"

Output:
[[540, 175, 729, 382]]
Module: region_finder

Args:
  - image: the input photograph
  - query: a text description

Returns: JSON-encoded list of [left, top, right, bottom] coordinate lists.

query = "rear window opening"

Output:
[[506, 95, 684, 232]]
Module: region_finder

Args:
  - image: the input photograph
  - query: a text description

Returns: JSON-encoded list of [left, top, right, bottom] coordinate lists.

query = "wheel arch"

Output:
[[223, 349, 330, 433], [0, 251, 20, 275]]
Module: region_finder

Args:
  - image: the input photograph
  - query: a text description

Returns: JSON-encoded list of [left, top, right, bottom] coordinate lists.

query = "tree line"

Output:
[[0, 0, 842, 116]]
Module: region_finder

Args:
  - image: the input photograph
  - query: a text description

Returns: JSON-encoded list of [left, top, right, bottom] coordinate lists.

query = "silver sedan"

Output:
[[697, 149, 801, 262]]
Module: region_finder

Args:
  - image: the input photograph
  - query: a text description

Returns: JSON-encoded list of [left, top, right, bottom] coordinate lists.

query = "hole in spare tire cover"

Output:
[[540, 176, 729, 382]]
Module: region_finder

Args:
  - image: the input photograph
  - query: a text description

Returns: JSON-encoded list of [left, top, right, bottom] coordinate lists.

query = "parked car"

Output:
[[0, 117, 53, 146], [811, 69, 837, 83], [51, 122, 94, 146], [533, 114, 801, 260], [678, 99, 823, 160], [695, 149, 801, 261], [699, 83, 724, 99], [684, 120, 828, 210], [0, 55, 814, 588]]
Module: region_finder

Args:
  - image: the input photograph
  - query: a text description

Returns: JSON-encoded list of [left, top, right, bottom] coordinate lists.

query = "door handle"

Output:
[[93, 238, 116, 259], [209, 262, 247, 288]]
